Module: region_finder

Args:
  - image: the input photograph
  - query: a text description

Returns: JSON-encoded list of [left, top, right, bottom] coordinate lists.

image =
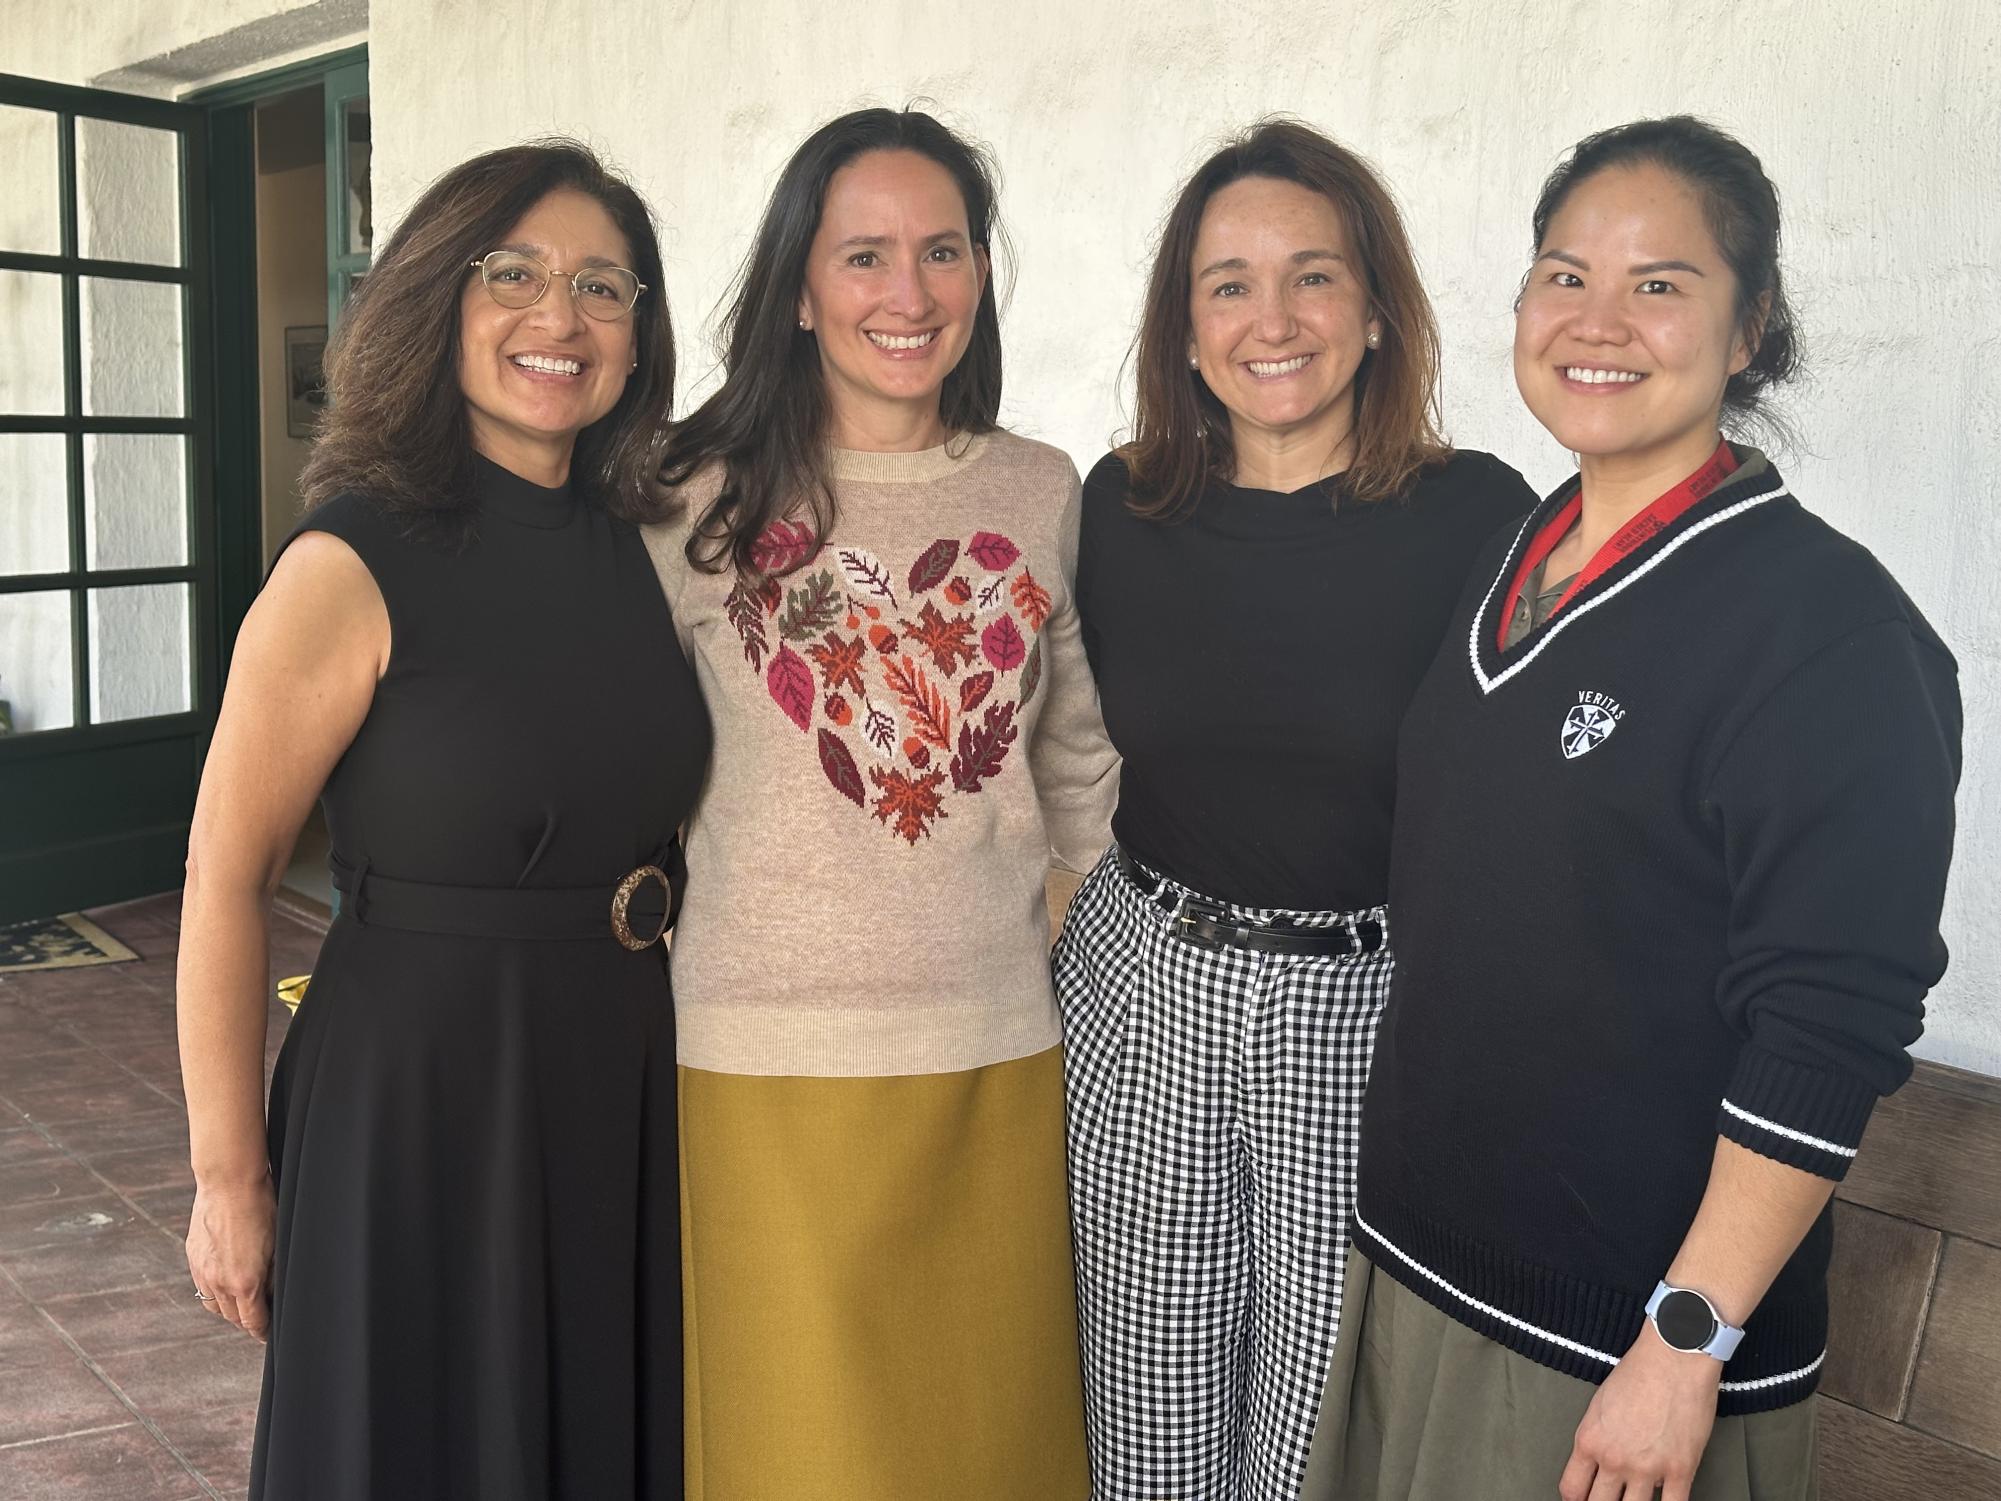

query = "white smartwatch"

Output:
[[1645, 1281, 1745, 1361]]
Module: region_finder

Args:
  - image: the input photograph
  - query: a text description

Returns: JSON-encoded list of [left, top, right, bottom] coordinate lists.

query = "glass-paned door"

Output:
[[324, 60, 370, 330], [0, 73, 212, 922]]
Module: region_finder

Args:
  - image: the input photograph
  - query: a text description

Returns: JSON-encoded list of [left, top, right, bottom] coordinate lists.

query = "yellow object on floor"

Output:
[[678, 1045, 1090, 1501], [277, 975, 311, 1013]]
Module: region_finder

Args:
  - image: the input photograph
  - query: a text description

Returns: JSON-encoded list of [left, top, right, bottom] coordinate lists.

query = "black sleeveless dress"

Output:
[[251, 457, 710, 1501]]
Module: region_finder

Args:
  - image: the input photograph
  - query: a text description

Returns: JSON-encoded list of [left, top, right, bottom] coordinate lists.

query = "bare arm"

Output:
[[1560, 1139, 1832, 1501], [177, 531, 386, 1337]]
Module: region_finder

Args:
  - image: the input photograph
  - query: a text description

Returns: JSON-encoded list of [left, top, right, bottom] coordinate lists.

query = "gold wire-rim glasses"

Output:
[[468, 250, 647, 320]]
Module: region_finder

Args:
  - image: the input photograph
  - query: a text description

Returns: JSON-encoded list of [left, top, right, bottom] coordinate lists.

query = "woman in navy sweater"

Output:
[[1304, 117, 1960, 1501]]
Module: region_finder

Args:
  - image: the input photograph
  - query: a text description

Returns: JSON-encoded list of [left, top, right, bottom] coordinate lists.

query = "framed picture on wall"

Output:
[[285, 325, 329, 437]]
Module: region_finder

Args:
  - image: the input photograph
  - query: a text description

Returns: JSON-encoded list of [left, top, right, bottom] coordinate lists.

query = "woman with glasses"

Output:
[[178, 140, 709, 1501], [644, 107, 1117, 1501]]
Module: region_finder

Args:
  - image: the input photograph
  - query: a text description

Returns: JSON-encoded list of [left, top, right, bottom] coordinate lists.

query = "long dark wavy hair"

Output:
[[660, 107, 1007, 577], [1122, 118, 1449, 519], [299, 139, 675, 530], [1529, 116, 1800, 437]]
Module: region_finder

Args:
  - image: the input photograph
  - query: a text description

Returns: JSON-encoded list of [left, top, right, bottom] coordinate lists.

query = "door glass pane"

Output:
[[0, 590, 76, 733], [0, 105, 60, 256], [0, 434, 71, 575], [84, 433, 188, 569], [88, 582, 191, 722], [80, 277, 184, 418], [77, 117, 182, 268], [0, 271, 66, 416], [342, 100, 372, 256]]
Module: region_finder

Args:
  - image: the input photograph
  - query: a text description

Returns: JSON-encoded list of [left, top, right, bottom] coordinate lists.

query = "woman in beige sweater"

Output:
[[642, 106, 1116, 1501]]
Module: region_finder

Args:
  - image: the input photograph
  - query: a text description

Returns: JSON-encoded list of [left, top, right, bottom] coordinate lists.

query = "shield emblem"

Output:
[[1561, 702, 1619, 759]]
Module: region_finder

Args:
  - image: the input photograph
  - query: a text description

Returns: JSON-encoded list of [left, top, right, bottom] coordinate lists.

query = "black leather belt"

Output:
[[1112, 843, 1384, 958], [331, 846, 680, 949]]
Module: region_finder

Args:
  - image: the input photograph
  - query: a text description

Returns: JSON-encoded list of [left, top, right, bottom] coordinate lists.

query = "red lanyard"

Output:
[[1498, 441, 1739, 648]]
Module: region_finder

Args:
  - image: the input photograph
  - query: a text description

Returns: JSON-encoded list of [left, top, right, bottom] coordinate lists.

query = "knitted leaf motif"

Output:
[[805, 630, 868, 696], [950, 700, 1018, 793], [967, 531, 1021, 571], [766, 645, 815, 732], [908, 538, 960, 596], [837, 546, 898, 608], [981, 614, 1027, 672], [860, 698, 899, 759], [817, 728, 866, 807], [881, 653, 952, 751], [751, 519, 819, 577], [903, 601, 979, 678], [742, 524, 1050, 841], [1010, 569, 1052, 632], [959, 670, 995, 714], [724, 577, 770, 671], [1018, 635, 1042, 708], [869, 764, 948, 844], [776, 569, 843, 641]]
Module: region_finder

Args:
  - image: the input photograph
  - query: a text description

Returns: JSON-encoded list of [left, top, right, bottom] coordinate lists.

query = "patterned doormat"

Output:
[[0, 913, 139, 973]]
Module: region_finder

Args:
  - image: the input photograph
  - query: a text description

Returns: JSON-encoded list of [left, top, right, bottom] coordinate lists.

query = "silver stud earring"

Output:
[[1188, 354, 1200, 369], [1366, 331, 1381, 349], [799, 318, 810, 331]]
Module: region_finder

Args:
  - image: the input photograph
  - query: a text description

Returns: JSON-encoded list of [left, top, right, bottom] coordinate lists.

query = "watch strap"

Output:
[[1646, 1280, 1746, 1361]]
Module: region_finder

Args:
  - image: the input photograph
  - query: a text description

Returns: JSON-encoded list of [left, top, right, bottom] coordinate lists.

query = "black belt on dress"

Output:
[[331, 845, 680, 949], [1111, 843, 1385, 958]]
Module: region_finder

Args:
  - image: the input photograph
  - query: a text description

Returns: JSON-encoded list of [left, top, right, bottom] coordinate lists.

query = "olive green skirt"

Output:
[[1303, 1249, 1817, 1500], [678, 1046, 1090, 1501]]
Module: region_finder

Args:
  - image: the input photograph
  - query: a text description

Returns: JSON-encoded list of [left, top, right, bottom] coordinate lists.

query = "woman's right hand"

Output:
[[186, 1177, 276, 1341]]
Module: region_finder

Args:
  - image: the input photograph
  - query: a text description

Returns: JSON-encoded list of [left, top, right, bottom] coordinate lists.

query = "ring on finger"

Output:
[[193, 1288, 217, 1303]]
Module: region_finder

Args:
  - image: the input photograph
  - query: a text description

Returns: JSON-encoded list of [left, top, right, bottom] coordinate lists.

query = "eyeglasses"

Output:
[[467, 250, 646, 320]]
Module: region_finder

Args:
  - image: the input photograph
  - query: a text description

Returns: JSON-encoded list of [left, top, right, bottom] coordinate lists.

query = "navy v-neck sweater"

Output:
[[1352, 448, 1960, 1415]]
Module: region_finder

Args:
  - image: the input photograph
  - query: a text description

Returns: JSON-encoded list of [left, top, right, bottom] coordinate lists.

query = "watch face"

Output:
[[1656, 1289, 1718, 1351]]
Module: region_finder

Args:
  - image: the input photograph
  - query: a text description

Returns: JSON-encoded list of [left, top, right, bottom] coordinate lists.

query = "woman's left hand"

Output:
[[1558, 1328, 1720, 1501]]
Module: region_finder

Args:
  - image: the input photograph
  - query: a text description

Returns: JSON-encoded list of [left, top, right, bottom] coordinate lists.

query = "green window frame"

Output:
[[0, 72, 212, 757], [324, 60, 371, 331]]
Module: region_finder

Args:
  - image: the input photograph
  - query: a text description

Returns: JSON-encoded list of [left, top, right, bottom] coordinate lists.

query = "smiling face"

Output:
[[1514, 163, 1753, 488], [1188, 175, 1380, 475], [796, 149, 988, 450], [456, 186, 637, 483]]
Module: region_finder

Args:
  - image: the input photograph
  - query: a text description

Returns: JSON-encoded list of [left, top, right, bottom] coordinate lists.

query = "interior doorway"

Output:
[[210, 56, 374, 918]]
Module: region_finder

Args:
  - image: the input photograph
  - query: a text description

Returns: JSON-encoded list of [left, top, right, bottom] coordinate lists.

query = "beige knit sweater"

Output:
[[642, 431, 1120, 1077]]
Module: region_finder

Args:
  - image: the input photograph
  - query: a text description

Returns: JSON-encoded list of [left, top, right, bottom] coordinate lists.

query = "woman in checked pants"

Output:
[[1054, 118, 1537, 1500]]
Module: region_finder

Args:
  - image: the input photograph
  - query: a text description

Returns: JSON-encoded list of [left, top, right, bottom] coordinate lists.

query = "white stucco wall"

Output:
[[4, 0, 1996, 1074]]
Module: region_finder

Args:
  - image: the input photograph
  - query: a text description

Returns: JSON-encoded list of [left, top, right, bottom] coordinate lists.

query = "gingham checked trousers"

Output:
[[1053, 847, 1394, 1501]]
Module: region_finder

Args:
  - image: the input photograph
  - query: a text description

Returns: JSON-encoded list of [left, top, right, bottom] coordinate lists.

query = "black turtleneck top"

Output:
[[292, 456, 711, 893], [1075, 448, 1535, 911]]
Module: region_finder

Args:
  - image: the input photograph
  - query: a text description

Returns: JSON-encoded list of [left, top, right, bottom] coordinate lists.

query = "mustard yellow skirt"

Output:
[[678, 1045, 1090, 1501]]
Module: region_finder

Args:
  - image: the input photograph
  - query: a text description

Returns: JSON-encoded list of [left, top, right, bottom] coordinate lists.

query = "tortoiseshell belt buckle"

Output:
[[609, 864, 673, 951]]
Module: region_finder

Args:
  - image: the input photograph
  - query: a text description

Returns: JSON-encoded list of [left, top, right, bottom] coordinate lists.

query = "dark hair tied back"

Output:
[[1531, 116, 1800, 438], [299, 139, 675, 534], [660, 106, 1009, 577]]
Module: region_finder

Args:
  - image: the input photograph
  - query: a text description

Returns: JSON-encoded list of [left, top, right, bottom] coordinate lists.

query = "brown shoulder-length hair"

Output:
[[299, 139, 674, 529], [1123, 118, 1448, 518]]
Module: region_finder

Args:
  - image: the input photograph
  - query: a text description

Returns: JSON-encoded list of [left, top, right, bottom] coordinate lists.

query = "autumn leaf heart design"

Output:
[[726, 525, 1052, 845]]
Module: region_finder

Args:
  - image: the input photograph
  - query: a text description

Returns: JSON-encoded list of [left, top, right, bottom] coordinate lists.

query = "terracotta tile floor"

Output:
[[0, 892, 322, 1501]]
